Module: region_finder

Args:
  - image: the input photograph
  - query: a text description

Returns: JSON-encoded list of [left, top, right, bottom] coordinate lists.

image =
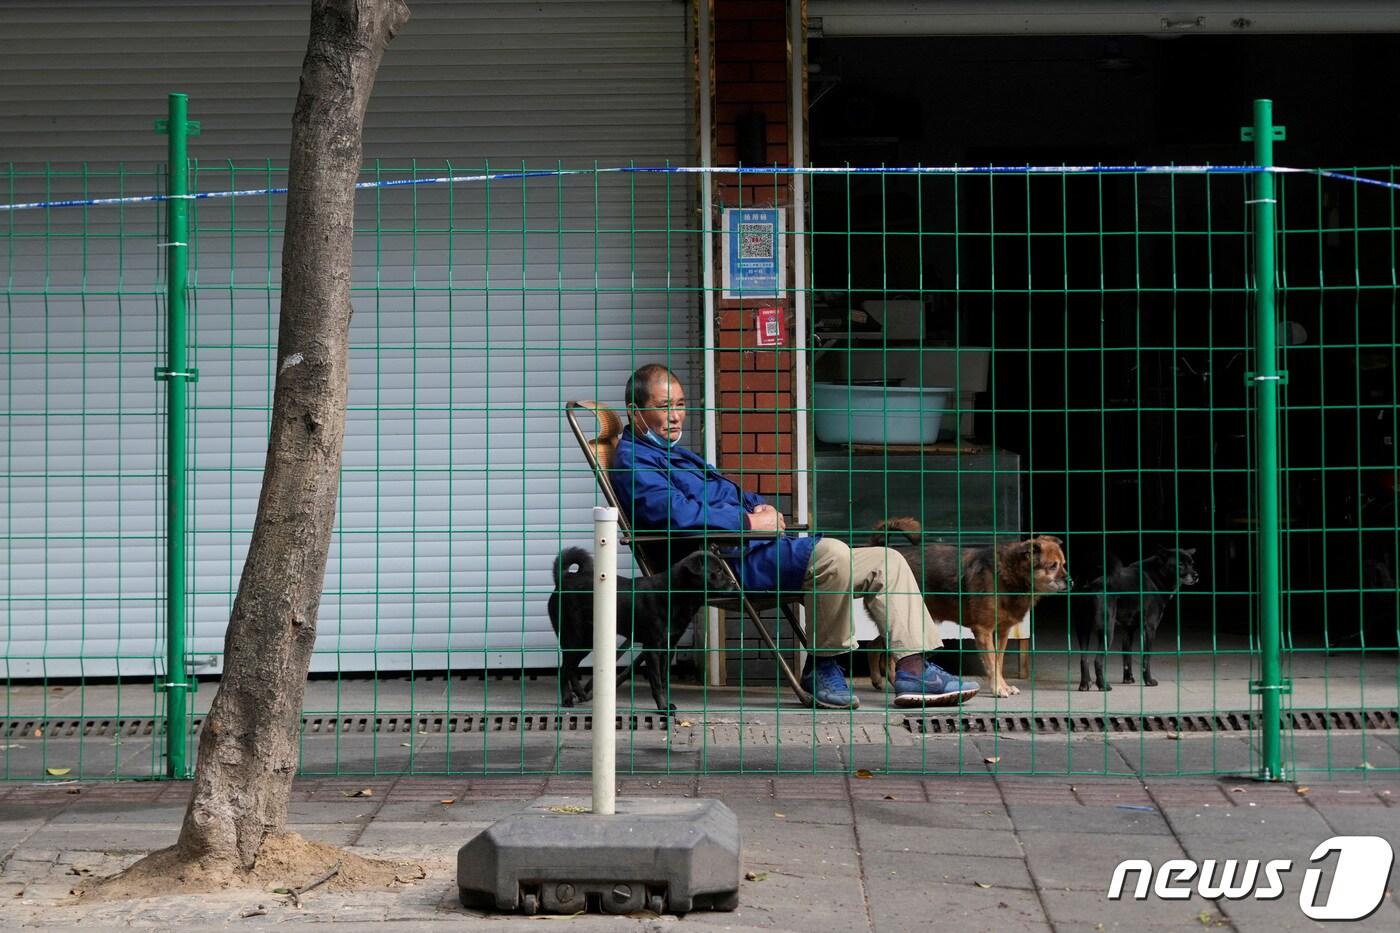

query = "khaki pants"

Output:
[[802, 538, 942, 658]]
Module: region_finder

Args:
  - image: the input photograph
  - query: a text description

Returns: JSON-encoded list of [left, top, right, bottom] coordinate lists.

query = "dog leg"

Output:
[[1121, 620, 1138, 685], [1096, 607, 1114, 692], [974, 628, 1012, 698], [1075, 608, 1094, 691], [641, 650, 676, 713], [995, 627, 1020, 696], [1141, 609, 1160, 687]]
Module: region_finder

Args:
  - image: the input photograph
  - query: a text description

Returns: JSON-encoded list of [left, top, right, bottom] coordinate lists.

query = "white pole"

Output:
[[790, 0, 812, 673], [591, 505, 618, 816], [699, 0, 725, 688], [790, 0, 809, 529]]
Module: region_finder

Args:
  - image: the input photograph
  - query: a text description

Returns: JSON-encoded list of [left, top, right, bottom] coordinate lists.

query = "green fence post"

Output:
[[1244, 98, 1289, 781], [156, 93, 199, 779]]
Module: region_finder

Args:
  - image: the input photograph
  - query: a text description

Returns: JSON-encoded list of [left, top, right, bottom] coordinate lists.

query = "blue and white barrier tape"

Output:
[[1, 164, 1396, 213]]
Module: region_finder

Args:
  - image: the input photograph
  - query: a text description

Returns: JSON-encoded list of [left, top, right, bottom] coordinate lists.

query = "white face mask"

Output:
[[644, 426, 681, 449]]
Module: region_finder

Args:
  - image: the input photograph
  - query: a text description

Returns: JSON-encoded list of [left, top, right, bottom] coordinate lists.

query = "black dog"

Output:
[[1075, 547, 1199, 691], [548, 546, 736, 712]]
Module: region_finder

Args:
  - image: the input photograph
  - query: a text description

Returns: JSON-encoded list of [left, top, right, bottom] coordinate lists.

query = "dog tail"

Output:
[[553, 547, 593, 586], [871, 517, 923, 549]]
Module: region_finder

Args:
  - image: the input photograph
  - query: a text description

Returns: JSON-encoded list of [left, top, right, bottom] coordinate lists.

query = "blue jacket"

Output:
[[610, 426, 818, 593]]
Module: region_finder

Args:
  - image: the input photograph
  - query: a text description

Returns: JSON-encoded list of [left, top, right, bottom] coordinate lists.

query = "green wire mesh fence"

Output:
[[2, 120, 1397, 782]]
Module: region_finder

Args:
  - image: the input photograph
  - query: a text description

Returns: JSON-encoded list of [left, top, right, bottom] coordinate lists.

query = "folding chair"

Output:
[[565, 400, 814, 705]]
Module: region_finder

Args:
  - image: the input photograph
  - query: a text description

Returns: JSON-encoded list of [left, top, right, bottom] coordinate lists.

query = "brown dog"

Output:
[[866, 518, 1071, 698]]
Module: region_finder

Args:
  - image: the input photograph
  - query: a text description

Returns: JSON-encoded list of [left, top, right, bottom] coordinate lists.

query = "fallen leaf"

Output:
[[773, 812, 786, 819], [241, 908, 267, 919], [547, 804, 589, 814], [271, 887, 292, 895], [1198, 910, 1213, 926], [45, 768, 70, 777], [1230, 786, 1246, 794], [65, 788, 80, 795], [1166, 732, 1182, 740], [883, 795, 896, 800], [984, 757, 1001, 765], [678, 720, 693, 728], [975, 882, 991, 889], [440, 799, 455, 806], [744, 871, 768, 882], [400, 742, 412, 748], [854, 769, 874, 779], [343, 788, 373, 798]]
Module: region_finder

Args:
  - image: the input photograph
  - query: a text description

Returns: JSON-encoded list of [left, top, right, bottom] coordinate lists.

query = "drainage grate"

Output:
[[6, 709, 1395, 741], [3, 712, 670, 739], [904, 708, 1399, 735], [2, 718, 161, 740]]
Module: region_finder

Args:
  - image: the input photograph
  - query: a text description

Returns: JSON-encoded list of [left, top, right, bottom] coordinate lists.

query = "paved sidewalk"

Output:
[[1, 774, 1397, 931]]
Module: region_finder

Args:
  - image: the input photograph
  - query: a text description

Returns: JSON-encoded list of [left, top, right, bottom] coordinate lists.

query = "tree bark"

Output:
[[174, 0, 410, 869]]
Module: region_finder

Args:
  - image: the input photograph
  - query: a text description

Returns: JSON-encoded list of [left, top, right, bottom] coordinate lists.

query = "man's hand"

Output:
[[747, 504, 786, 532]]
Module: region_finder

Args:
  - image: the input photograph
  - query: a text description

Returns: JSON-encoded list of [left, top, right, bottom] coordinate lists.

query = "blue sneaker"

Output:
[[892, 661, 979, 707], [802, 658, 859, 709]]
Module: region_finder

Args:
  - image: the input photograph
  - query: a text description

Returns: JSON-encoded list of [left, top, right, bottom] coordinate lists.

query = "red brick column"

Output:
[[712, 0, 798, 502]]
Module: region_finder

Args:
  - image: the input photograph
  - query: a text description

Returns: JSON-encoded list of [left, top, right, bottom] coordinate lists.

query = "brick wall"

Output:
[[712, 0, 797, 502]]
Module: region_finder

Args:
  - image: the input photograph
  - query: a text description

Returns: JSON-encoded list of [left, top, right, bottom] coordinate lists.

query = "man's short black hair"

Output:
[[625, 363, 679, 408]]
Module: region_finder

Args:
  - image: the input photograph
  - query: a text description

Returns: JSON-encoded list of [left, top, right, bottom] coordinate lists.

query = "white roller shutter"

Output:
[[0, 0, 696, 677]]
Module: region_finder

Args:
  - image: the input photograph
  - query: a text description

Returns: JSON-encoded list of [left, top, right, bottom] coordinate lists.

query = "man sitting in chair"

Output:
[[610, 363, 979, 709]]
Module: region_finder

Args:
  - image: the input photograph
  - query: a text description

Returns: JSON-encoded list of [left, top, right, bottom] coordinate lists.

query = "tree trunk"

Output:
[[173, 0, 410, 870]]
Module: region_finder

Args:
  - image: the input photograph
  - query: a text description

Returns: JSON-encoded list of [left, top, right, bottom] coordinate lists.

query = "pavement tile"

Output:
[[1039, 886, 1231, 930], [860, 847, 1034, 890], [1018, 830, 1189, 892], [373, 799, 527, 822], [382, 778, 472, 801], [847, 776, 926, 800], [726, 797, 853, 825], [354, 819, 494, 848], [284, 800, 381, 824], [49, 802, 188, 825], [1004, 801, 1174, 835], [1305, 800, 1400, 836], [858, 823, 1022, 860], [864, 879, 1049, 933], [20, 823, 180, 852], [853, 798, 1012, 832], [1219, 885, 1400, 933], [687, 868, 868, 932], [742, 822, 859, 877], [770, 776, 847, 800], [922, 777, 1007, 805]]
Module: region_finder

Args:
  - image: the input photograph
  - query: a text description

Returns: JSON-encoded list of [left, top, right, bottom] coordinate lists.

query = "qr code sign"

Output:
[[739, 223, 774, 260]]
